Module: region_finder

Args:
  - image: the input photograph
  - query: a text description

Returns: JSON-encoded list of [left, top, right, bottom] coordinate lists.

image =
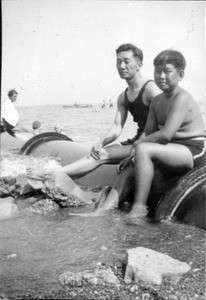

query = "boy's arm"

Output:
[[136, 93, 188, 145], [128, 102, 157, 157]]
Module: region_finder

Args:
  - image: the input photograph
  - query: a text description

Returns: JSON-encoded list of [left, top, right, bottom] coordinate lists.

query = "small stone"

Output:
[[168, 296, 178, 300], [192, 268, 200, 273], [185, 235, 192, 239], [70, 291, 77, 298], [129, 285, 136, 293], [7, 254, 17, 259], [142, 293, 153, 300], [0, 197, 19, 220], [101, 245, 108, 251]]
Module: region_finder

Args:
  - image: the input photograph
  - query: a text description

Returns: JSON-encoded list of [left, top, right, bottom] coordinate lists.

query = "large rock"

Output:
[[124, 247, 191, 285], [0, 197, 19, 220]]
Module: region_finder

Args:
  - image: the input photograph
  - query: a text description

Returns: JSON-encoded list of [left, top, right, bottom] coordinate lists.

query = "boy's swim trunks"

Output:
[[172, 138, 206, 167]]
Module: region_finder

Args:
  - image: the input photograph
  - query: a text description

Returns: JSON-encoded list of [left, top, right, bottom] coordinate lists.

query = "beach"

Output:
[[0, 103, 206, 299]]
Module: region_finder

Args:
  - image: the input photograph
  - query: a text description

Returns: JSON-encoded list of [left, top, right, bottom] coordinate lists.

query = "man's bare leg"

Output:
[[94, 163, 134, 213], [73, 163, 135, 217], [127, 142, 194, 224], [27, 144, 132, 179], [27, 169, 91, 205]]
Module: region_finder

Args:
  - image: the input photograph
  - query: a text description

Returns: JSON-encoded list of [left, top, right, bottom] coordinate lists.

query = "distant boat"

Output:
[[62, 104, 89, 108]]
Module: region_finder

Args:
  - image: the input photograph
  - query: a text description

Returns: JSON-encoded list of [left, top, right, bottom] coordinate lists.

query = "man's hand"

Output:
[[116, 156, 133, 174], [89, 141, 103, 160]]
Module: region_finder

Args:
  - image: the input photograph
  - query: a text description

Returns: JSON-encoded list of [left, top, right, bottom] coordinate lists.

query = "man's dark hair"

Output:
[[154, 50, 186, 70], [116, 44, 143, 61], [8, 89, 18, 98]]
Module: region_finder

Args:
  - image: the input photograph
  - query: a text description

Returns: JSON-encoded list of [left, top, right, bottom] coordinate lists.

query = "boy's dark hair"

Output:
[[153, 50, 186, 70], [116, 43, 143, 61], [8, 89, 18, 98]]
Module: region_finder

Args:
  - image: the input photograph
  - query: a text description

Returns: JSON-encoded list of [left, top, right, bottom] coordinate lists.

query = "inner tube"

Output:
[[18, 132, 206, 229], [19, 132, 118, 188], [155, 164, 206, 229], [20, 132, 73, 155]]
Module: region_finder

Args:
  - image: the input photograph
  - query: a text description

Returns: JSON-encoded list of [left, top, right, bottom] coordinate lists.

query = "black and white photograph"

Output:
[[1, 1, 206, 299]]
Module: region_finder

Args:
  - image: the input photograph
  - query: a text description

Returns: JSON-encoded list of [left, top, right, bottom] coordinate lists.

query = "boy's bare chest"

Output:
[[155, 99, 171, 124]]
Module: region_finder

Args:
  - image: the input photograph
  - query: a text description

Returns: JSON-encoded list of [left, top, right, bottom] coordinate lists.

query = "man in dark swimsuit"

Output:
[[121, 79, 153, 145], [28, 43, 160, 178]]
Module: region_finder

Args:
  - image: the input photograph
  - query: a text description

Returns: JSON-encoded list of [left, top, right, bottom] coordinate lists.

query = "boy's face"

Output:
[[116, 50, 142, 79], [154, 63, 184, 92]]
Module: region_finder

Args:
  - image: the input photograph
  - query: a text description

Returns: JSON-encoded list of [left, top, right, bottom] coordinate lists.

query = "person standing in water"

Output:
[[101, 100, 106, 108], [109, 99, 113, 108]]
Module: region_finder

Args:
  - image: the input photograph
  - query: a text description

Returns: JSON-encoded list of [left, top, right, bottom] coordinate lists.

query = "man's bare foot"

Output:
[[26, 167, 54, 181], [95, 186, 112, 209]]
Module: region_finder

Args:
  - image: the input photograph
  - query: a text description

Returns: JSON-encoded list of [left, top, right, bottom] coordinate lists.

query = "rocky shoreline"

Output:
[[0, 155, 205, 300]]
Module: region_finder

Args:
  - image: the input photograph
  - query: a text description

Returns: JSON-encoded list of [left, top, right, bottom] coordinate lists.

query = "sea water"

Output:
[[18, 104, 138, 146], [17, 101, 206, 145], [0, 103, 206, 298]]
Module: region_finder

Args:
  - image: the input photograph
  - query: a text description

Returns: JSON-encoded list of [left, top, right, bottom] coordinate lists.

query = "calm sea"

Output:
[[18, 101, 206, 147], [18, 103, 138, 146]]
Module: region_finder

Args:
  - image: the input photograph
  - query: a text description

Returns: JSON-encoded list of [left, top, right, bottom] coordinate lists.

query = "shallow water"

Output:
[[0, 205, 205, 298], [1, 103, 206, 298]]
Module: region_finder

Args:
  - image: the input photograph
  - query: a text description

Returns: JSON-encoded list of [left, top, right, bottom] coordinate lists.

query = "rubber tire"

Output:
[[19, 132, 73, 155], [155, 164, 206, 222]]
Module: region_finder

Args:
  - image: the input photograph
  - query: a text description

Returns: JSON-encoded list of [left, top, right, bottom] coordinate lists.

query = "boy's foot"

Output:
[[125, 206, 148, 225]]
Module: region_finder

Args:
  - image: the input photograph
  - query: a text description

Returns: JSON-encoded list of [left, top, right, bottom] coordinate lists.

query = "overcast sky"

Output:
[[2, 0, 206, 106]]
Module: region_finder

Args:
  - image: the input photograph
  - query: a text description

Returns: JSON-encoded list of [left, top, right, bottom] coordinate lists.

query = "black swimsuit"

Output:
[[121, 80, 153, 145]]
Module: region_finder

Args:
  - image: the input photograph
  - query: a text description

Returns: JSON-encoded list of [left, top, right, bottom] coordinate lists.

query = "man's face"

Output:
[[10, 93, 18, 102], [116, 50, 141, 79], [154, 63, 184, 92]]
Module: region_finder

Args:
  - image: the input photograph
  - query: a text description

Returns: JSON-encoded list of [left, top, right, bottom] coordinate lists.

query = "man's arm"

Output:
[[90, 93, 128, 159], [101, 94, 128, 146]]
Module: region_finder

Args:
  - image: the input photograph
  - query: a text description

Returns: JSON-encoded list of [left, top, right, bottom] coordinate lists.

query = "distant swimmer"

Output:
[[109, 99, 113, 107], [54, 124, 65, 134], [32, 121, 42, 135], [101, 100, 106, 108]]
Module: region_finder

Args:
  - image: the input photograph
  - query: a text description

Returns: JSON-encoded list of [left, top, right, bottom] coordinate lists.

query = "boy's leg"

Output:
[[129, 142, 194, 221]]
